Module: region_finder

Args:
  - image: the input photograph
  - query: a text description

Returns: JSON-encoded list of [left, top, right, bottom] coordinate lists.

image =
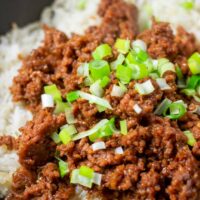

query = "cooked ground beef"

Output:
[[0, 135, 18, 150], [5, 0, 200, 199]]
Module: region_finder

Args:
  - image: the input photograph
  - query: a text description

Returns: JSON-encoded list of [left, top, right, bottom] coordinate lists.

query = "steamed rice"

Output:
[[0, 0, 200, 197]]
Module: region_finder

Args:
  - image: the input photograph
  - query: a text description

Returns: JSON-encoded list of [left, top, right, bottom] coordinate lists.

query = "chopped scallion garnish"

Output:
[[89, 80, 104, 97], [188, 52, 200, 74], [66, 91, 80, 103], [58, 159, 69, 178], [54, 101, 69, 114], [116, 65, 132, 84], [78, 91, 112, 109], [114, 38, 130, 54], [59, 128, 72, 145], [89, 60, 110, 81], [183, 130, 196, 146], [120, 120, 128, 135], [135, 80, 155, 95], [44, 84, 62, 101], [92, 44, 112, 60], [79, 166, 94, 179], [51, 132, 61, 144]]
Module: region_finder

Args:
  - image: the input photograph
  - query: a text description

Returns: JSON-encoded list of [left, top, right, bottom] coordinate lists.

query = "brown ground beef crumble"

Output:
[[2, 0, 200, 199]]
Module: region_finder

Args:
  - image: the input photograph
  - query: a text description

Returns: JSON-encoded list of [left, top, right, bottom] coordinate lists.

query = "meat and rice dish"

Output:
[[1, 0, 200, 199]]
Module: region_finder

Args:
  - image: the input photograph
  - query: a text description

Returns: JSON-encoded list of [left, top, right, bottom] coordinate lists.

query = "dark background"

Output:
[[0, 0, 53, 34]]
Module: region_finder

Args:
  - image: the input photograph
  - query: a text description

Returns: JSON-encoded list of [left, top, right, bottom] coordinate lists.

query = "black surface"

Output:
[[0, 0, 53, 34]]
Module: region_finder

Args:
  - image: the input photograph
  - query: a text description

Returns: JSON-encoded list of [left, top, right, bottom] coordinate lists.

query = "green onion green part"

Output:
[[116, 65, 132, 84], [120, 120, 128, 135], [54, 101, 69, 114], [44, 84, 62, 101], [79, 166, 94, 179], [100, 76, 110, 88], [92, 44, 112, 60], [89, 60, 110, 81], [66, 91, 80, 103], [59, 128, 72, 145], [58, 159, 69, 178], [188, 52, 200, 74], [183, 130, 196, 146], [114, 38, 130, 54], [51, 132, 61, 144]]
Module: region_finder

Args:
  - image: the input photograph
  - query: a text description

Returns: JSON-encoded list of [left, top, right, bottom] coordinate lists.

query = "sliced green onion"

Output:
[[111, 85, 125, 97], [89, 118, 118, 142], [149, 72, 159, 79], [154, 98, 172, 115], [175, 66, 184, 80], [193, 95, 200, 102], [133, 104, 142, 114], [134, 50, 148, 63], [92, 44, 112, 60], [71, 169, 93, 188], [186, 75, 200, 89], [100, 76, 110, 88], [61, 125, 77, 135], [51, 132, 61, 144], [156, 78, 171, 90], [44, 84, 62, 101], [135, 80, 155, 95], [120, 120, 128, 135], [58, 159, 69, 178], [91, 141, 106, 151], [76, 0, 87, 10], [79, 166, 94, 179], [54, 101, 69, 114], [119, 82, 128, 92], [180, 0, 194, 10], [157, 59, 175, 77], [65, 106, 76, 124], [132, 39, 147, 52], [41, 94, 54, 108], [89, 80, 104, 97], [163, 102, 186, 120], [89, 60, 110, 81], [92, 173, 102, 186], [66, 91, 80, 103], [73, 119, 109, 141], [111, 54, 125, 70], [116, 65, 132, 84], [181, 88, 196, 96], [115, 146, 124, 154], [84, 76, 93, 86], [77, 63, 89, 77], [97, 105, 107, 113], [183, 130, 196, 146], [114, 39, 130, 54], [128, 63, 148, 80], [78, 91, 112, 109], [59, 128, 72, 145], [188, 52, 200, 74]]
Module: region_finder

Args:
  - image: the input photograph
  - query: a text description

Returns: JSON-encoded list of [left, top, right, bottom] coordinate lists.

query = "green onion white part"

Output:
[[89, 80, 104, 97], [91, 141, 106, 151], [154, 98, 172, 115], [156, 78, 171, 90], [111, 54, 125, 70], [41, 94, 54, 108], [135, 80, 155, 95], [78, 91, 112, 109], [77, 63, 89, 77], [73, 119, 109, 141], [65, 106, 76, 124], [132, 39, 147, 51], [133, 104, 142, 114], [51, 132, 61, 144], [115, 146, 124, 154], [111, 85, 126, 97]]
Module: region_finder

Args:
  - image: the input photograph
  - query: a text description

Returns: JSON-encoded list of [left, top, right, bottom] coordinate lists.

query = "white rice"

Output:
[[1, 0, 200, 198]]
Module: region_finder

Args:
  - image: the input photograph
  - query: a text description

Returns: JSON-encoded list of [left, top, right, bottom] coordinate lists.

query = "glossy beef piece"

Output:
[[18, 110, 66, 169], [10, 0, 138, 113], [138, 21, 197, 60], [7, 163, 75, 200]]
